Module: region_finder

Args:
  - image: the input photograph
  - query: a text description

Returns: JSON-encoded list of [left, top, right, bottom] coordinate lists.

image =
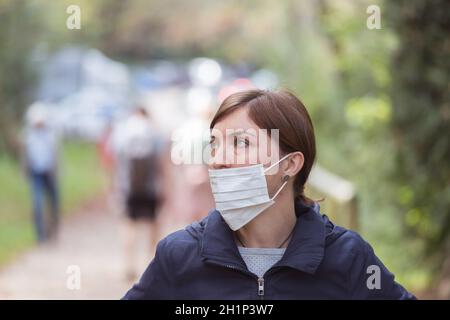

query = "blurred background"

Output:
[[0, 0, 448, 299]]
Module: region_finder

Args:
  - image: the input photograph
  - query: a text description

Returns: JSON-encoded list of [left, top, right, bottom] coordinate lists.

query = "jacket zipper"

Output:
[[205, 259, 265, 299], [257, 277, 265, 299], [225, 264, 265, 300]]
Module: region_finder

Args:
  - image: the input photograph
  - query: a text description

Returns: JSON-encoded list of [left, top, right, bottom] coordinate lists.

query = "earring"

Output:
[[282, 175, 290, 182]]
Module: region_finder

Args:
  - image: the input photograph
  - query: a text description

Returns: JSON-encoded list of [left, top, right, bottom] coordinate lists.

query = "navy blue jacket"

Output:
[[123, 201, 416, 300]]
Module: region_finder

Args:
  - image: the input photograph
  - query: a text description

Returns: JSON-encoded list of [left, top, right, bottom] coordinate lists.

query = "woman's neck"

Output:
[[235, 190, 297, 248]]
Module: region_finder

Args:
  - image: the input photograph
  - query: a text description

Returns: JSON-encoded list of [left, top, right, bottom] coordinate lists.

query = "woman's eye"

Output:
[[234, 136, 249, 148], [209, 140, 218, 149]]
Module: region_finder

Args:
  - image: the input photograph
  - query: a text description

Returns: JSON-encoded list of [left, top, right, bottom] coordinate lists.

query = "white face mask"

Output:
[[208, 154, 291, 231]]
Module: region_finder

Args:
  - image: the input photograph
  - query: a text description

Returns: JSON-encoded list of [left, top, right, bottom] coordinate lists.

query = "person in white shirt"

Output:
[[23, 104, 59, 243]]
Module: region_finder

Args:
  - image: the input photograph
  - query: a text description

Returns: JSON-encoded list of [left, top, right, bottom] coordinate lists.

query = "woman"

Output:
[[123, 89, 415, 299]]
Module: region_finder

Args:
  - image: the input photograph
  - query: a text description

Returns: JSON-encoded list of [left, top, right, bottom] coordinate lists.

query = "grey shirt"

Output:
[[238, 247, 286, 278]]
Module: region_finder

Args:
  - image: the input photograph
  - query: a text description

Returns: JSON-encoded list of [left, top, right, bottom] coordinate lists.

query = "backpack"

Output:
[[126, 132, 159, 196]]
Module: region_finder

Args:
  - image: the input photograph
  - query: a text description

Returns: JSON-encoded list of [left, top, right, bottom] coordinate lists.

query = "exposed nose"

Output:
[[209, 146, 233, 170], [211, 162, 232, 170]]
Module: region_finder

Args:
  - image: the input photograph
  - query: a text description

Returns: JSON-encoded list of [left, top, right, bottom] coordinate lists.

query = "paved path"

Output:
[[0, 196, 185, 299]]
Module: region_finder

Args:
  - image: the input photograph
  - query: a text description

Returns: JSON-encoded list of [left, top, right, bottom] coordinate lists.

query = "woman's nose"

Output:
[[209, 147, 233, 170], [210, 162, 231, 170]]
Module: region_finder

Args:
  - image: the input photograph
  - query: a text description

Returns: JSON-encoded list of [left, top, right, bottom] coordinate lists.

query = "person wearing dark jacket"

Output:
[[123, 89, 416, 300]]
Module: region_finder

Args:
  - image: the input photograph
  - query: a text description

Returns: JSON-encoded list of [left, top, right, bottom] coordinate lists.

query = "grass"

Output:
[[0, 141, 107, 266]]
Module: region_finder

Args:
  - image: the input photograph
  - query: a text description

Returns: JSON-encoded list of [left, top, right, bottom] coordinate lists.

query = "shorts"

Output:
[[126, 193, 160, 221]]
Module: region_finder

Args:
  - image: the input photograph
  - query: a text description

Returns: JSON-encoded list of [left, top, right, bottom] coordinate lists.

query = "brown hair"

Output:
[[210, 89, 316, 205]]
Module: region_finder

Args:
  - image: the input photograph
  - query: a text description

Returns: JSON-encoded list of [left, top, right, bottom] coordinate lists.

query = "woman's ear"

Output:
[[284, 152, 304, 177]]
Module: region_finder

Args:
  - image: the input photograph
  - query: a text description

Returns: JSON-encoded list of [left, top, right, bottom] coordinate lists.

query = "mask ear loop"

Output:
[[270, 175, 290, 200], [263, 153, 292, 174]]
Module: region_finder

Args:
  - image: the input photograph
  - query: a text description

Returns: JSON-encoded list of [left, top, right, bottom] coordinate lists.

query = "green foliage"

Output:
[[0, 0, 41, 156], [386, 0, 450, 264]]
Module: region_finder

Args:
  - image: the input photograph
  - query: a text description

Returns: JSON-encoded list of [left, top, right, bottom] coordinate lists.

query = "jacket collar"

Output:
[[200, 200, 326, 275]]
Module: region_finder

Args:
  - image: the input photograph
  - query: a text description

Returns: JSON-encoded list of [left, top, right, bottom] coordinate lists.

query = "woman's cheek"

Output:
[[266, 173, 281, 196]]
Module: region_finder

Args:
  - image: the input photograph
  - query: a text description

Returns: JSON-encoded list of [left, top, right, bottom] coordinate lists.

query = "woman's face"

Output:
[[209, 107, 288, 196]]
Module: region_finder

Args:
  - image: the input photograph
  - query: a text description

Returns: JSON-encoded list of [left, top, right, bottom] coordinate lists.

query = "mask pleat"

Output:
[[216, 195, 271, 211], [212, 186, 268, 202], [210, 177, 266, 193]]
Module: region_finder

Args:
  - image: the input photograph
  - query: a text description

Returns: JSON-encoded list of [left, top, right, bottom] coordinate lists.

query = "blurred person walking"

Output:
[[97, 121, 117, 213], [22, 103, 60, 243], [97, 121, 116, 186], [112, 107, 164, 281], [170, 89, 215, 224]]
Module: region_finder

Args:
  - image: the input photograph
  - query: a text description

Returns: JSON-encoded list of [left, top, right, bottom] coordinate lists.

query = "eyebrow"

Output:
[[226, 129, 257, 137], [210, 129, 257, 142]]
